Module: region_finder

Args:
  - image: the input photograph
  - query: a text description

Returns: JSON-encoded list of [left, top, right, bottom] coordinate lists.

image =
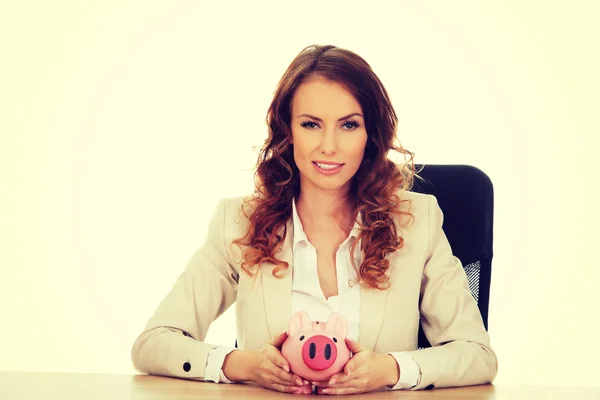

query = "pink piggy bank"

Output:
[[281, 311, 352, 382]]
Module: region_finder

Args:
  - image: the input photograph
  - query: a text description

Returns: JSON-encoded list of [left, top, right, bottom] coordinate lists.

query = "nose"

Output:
[[319, 129, 337, 155], [302, 335, 338, 371]]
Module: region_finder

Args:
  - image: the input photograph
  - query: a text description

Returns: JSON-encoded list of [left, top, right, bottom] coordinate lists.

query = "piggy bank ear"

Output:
[[326, 312, 348, 338], [289, 311, 312, 335]]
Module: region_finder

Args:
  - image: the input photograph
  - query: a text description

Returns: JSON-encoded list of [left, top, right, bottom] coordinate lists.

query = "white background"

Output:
[[1, 0, 599, 387]]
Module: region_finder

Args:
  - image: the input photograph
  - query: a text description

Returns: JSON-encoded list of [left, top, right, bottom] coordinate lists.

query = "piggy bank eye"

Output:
[[333, 337, 337, 343], [299, 335, 305, 341]]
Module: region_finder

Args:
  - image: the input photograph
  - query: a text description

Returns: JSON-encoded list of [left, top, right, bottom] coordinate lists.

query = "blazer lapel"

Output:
[[260, 218, 294, 339]]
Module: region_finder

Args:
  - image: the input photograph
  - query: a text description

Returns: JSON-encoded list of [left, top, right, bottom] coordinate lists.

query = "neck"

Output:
[[296, 182, 354, 226]]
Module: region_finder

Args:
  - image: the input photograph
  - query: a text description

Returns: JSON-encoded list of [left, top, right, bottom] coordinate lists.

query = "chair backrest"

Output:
[[410, 164, 494, 349]]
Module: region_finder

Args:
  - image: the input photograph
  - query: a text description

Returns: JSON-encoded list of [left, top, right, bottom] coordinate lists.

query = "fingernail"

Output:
[[322, 388, 330, 394], [296, 379, 302, 386], [346, 369, 351, 376], [303, 380, 309, 385], [283, 365, 289, 372], [329, 378, 336, 385]]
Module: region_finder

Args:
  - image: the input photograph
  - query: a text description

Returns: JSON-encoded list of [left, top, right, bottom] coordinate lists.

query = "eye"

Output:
[[342, 120, 360, 130], [300, 121, 319, 129], [299, 335, 305, 341], [333, 337, 337, 343]]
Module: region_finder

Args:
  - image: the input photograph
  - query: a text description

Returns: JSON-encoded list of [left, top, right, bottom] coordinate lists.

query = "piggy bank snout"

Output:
[[301, 335, 338, 371]]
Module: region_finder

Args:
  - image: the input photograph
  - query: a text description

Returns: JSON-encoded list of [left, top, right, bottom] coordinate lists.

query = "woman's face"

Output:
[[290, 76, 368, 194]]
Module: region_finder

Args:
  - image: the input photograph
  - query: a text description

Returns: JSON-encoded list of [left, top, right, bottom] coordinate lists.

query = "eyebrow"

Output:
[[297, 112, 363, 122]]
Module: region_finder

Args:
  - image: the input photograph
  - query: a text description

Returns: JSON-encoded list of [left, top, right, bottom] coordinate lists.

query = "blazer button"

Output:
[[183, 362, 191, 372], [424, 384, 435, 390]]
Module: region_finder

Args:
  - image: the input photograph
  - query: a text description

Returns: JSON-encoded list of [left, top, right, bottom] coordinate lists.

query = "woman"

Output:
[[131, 44, 498, 395]]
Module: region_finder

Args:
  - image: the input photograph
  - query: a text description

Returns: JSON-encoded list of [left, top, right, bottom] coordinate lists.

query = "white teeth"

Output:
[[316, 163, 341, 170]]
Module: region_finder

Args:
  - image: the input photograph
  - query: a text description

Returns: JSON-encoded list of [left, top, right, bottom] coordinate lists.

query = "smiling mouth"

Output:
[[313, 162, 344, 170]]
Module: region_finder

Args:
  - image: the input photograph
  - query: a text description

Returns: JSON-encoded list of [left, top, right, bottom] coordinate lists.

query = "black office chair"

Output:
[[410, 164, 494, 349]]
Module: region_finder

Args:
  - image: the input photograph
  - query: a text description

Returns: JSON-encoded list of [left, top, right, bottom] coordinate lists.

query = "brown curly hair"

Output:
[[232, 44, 422, 290]]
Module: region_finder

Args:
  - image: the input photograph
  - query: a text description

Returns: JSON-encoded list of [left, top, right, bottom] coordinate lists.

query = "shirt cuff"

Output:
[[385, 352, 421, 390], [204, 346, 238, 383]]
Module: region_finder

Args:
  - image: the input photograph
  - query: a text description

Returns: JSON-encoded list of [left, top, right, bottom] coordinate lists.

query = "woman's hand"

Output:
[[312, 338, 399, 395], [249, 332, 312, 395]]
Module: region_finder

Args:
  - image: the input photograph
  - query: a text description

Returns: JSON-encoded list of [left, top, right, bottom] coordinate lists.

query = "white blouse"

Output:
[[204, 200, 421, 390]]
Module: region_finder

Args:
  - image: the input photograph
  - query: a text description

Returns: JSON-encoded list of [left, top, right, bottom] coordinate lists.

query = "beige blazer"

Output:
[[131, 190, 498, 390]]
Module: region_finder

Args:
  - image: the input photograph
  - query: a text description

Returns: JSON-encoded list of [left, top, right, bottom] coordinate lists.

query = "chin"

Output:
[[312, 177, 351, 192]]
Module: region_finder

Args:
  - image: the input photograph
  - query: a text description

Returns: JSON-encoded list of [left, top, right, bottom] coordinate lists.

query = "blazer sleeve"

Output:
[[404, 195, 498, 390], [131, 198, 239, 380]]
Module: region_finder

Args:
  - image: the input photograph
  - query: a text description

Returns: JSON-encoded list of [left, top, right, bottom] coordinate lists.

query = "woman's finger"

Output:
[[268, 375, 295, 387], [265, 350, 306, 385], [343, 356, 362, 376], [316, 377, 361, 389], [313, 367, 359, 387], [269, 364, 304, 386], [269, 332, 289, 347], [292, 385, 313, 395], [327, 373, 352, 386], [270, 383, 298, 394], [318, 385, 360, 395], [267, 350, 290, 373]]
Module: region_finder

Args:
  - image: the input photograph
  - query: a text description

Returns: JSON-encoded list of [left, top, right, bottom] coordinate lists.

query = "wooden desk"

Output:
[[0, 372, 598, 399]]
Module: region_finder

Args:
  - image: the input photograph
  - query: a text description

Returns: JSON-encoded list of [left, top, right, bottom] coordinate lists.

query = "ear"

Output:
[[326, 312, 348, 338], [289, 311, 312, 335]]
